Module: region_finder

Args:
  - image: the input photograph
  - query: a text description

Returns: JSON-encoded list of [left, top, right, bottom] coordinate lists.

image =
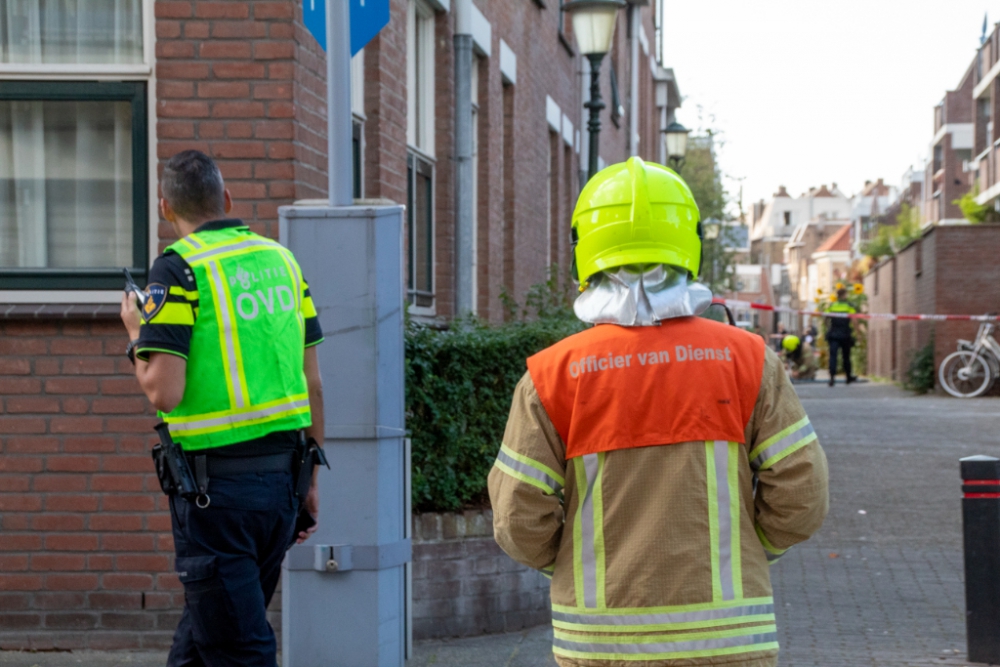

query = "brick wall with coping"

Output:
[[864, 224, 1000, 389], [411, 510, 550, 640]]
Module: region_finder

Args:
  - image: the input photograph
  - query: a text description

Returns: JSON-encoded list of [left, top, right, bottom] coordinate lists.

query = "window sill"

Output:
[[1, 303, 122, 320], [0, 64, 152, 78]]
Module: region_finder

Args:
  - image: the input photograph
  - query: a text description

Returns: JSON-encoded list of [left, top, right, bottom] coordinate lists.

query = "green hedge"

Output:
[[406, 317, 584, 512]]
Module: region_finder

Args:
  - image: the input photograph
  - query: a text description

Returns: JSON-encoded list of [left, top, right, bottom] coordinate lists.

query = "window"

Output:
[[407, 0, 435, 156], [471, 54, 480, 311], [654, 0, 664, 65], [783, 211, 792, 226], [609, 63, 622, 128], [407, 154, 434, 309], [933, 144, 943, 173], [351, 48, 365, 199], [1, 1, 143, 66], [406, 0, 436, 311], [0, 0, 150, 291]]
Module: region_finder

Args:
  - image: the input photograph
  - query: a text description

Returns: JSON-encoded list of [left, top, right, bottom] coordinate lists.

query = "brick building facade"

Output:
[[0, 0, 679, 649], [923, 63, 973, 225], [864, 224, 1000, 385]]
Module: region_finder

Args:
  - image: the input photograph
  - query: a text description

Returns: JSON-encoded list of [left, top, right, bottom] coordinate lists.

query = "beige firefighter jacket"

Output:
[[488, 344, 829, 667]]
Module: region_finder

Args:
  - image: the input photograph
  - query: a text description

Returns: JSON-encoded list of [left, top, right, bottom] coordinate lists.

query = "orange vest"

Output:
[[527, 318, 766, 459]]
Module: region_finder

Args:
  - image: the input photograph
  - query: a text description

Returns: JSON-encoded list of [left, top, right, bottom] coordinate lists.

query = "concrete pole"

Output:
[[454, 0, 475, 315], [328, 0, 354, 206], [280, 204, 409, 667]]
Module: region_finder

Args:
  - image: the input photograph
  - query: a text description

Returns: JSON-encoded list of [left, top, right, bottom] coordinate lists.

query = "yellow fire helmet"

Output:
[[571, 157, 702, 285], [782, 335, 801, 353]]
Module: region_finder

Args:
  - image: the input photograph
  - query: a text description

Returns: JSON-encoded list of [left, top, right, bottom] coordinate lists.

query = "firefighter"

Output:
[[782, 334, 818, 381], [488, 158, 829, 667]]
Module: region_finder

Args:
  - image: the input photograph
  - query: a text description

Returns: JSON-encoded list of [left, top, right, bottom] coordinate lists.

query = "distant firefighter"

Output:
[[782, 334, 818, 381]]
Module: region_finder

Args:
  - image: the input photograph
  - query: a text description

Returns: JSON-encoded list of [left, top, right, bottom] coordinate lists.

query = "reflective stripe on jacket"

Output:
[[488, 318, 829, 667], [162, 227, 313, 450]]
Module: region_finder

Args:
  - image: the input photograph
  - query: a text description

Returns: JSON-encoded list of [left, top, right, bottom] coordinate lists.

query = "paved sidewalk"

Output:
[[2, 382, 996, 667]]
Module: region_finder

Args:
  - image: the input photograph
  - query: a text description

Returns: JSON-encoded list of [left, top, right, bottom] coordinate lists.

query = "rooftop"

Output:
[[813, 223, 853, 254]]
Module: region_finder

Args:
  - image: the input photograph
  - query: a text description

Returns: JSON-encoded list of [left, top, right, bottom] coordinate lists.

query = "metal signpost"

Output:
[[281, 2, 407, 665]]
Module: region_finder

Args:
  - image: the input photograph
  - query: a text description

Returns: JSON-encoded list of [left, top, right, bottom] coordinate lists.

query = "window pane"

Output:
[[0, 0, 143, 64], [0, 99, 133, 268], [415, 168, 432, 293]]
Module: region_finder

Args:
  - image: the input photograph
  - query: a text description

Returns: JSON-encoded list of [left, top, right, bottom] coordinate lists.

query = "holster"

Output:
[[151, 423, 200, 502], [294, 435, 330, 501]]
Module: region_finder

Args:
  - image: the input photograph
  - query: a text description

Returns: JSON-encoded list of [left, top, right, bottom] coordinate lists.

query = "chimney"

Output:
[[775, 186, 789, 197]]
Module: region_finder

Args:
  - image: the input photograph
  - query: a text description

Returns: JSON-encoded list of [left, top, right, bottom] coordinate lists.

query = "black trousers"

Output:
[[167, 471, 298, 667], [828, 338, 853, 381]]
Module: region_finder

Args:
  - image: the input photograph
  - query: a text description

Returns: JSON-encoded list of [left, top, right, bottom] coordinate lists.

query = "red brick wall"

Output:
[[864, 224, 1000, 390], [864, 257, 896, 380], [0, 319, 173, 650], [155, 0, 301, 244]]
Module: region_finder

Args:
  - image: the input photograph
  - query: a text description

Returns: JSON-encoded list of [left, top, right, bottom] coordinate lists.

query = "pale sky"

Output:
[[661, 0, 997, 213]]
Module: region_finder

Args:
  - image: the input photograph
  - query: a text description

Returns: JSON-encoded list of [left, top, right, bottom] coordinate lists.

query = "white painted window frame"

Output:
[[0, 0, 157, 304]]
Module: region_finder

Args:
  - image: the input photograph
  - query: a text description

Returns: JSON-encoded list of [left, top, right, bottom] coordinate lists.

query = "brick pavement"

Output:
[[2, 382, 996, 666]]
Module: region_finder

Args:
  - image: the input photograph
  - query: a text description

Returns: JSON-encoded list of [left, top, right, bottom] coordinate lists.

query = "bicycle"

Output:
[[938, 322, 1000, 398]]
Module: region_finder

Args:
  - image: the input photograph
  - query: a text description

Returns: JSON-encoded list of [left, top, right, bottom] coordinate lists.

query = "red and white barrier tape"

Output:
[[711, 298, 1000, 322]]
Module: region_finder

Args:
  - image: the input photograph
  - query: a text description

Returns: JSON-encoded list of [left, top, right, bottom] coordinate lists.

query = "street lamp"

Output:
[[662, 120, 690, 172], [563, 0, 626, 181]]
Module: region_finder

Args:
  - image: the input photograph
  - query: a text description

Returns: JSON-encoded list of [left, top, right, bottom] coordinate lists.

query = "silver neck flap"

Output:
[[573, 264, 713, 327]]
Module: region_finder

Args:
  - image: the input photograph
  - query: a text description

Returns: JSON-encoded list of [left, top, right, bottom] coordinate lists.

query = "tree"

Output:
[[678, 136, 740, 293]]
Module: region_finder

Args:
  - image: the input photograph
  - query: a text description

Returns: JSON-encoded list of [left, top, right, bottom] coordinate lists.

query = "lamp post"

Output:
[[563, 0, 626, 181], [663, 120, 690, 172]]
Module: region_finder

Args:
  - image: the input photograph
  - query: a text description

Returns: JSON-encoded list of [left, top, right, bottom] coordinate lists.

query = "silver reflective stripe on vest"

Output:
[[168, 398, 311, 433], [496, 447, 563, 494], [185, 238, 278, 265], [185, 234, 204, 249], [751, 421, 816, 470], [206, 261, 246, 408], [713, 440, 735, 601], [552, 631, 778, 656], [551, 602, 775, 628], [581, 453, 600, 608]]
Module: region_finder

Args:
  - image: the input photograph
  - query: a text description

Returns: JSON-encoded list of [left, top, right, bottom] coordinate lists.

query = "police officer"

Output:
[[488, 158, 829, 667], [826, 287, 857, 386], [120, 151, 325, 667]]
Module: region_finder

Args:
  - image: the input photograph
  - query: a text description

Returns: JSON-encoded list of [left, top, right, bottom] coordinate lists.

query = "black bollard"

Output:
[[961, 455, 1000, 664]]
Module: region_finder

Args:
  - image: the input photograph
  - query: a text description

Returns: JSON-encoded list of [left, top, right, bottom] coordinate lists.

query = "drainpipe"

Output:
[[454, 0, 475, 315], [629, 6, 640, 157]]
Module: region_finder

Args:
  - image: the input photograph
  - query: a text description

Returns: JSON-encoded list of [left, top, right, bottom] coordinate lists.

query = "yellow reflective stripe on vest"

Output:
[[748, 416, 816, 471], [183, 238, 279, 265], [552, 622, 778, 661], [205, 261, 249, 409], [573, 453, 606, 609], [552, 599, 776, 634], [494, 443, 564, 495], [273, 244, 305, 334], [166, 395, 310, 436], [706, 441, 742, 602], [755, 524, 787, 565]]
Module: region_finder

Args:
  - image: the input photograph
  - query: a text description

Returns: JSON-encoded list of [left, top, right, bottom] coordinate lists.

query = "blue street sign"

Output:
[[303, 0, 390, 56]]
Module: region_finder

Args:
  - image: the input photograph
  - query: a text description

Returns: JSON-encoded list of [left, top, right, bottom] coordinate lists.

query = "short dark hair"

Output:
[[161, 150, 226, 222], [836, 287, 848, 300]]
